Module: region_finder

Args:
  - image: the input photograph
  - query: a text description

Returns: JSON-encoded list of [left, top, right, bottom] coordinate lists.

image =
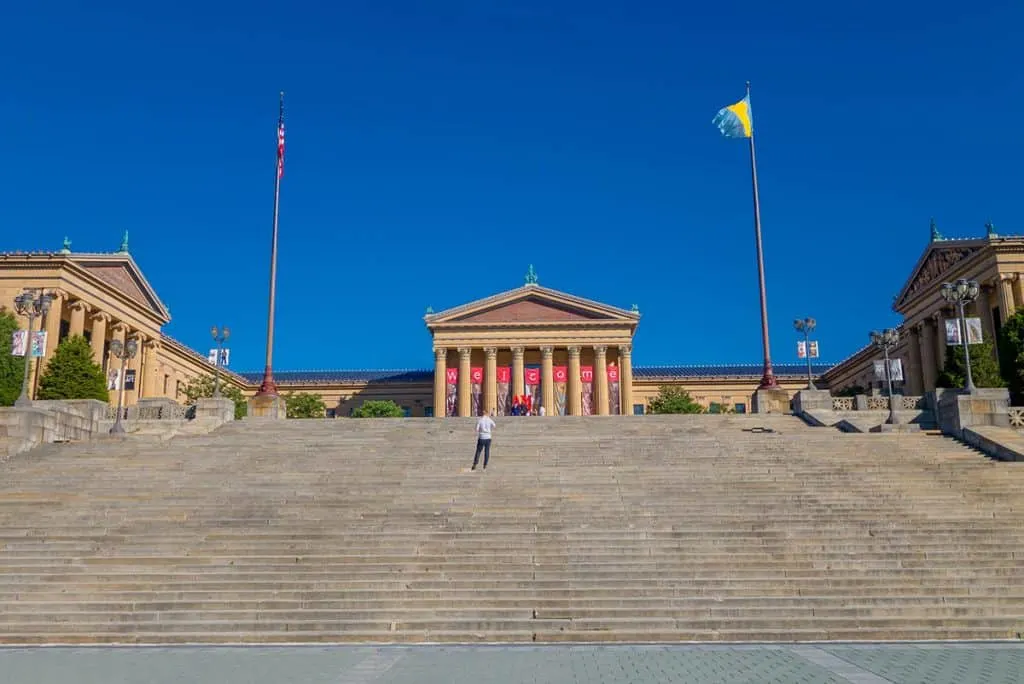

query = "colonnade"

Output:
[[433, 344, 634, 417]]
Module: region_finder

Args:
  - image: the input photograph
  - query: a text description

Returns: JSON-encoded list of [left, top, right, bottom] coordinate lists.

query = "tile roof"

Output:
[[237, 364, 830, 385]]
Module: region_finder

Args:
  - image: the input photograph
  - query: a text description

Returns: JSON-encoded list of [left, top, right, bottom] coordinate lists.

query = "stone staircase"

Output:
[[1, 414, 1023, 644]]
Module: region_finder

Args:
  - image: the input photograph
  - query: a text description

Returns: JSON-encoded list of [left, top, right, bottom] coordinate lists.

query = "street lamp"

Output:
[[12, 289, 53, 407], [109, 337, 139, 434], [793, 317, 817, 390], [210, 326, 230, 398], [939, 278, 980, 393], [870, 328, 901, 425]]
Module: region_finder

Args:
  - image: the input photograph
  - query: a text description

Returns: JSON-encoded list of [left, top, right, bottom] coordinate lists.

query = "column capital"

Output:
[[144, 339, 162, 352], [1000, 273, 1018, 283], [48, 288, 68, 300], [511, 346, 524, 357], [618, 344, 632, 355], [457, 346, 472, 358], [89, 310, 110, 323], [483, 347, 498, 359], [434, 347, 447, 360], [129, 331, 148, 343], [110, 321, 129, 335], [594, 344, 607, 355], [69, 299, 91, 313], [540, 346, 553, 358], [567, 345, 581, 357]]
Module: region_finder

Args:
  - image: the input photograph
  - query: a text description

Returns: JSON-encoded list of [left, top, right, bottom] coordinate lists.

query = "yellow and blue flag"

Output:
[[713, 95, 753, 138]]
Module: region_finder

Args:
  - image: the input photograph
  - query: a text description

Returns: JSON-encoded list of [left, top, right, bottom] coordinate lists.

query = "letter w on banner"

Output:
[[496, 366, 511, 415], [553, 365, 568, 415], [445, 367, 458, 417], [470, 367, 483, 416]]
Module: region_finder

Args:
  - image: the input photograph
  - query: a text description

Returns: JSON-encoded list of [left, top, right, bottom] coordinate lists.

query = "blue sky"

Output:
[[4, 1, 1022, 372]]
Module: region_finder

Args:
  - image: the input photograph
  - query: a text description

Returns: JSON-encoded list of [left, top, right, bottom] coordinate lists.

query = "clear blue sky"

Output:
[[4, 1, 1022, 372]]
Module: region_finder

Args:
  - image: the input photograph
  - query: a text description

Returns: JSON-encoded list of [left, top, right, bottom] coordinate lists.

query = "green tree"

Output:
[[998, 309, 1024, 402], [646, 386, 705, 414], [351, 399, 404, 418], [36, 335, 109, 401], [284, 392, 327, 418], [181, 375, 247, 419], [0, 308, 25, 406], [937, 339, 1005, 390]]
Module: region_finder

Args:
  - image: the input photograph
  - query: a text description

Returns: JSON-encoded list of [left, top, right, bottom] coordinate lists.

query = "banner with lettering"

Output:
[[581, 365, 594, 416], [470, 367, 483, 416], [496, 366, 511, 415], [607, 363, 621, 415], [445, 367, 458, 417], [524, 367, 540, 415], [553, 365, 568, 415]]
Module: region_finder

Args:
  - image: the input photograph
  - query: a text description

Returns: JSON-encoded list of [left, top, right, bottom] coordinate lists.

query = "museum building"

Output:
[[6, 223, 1014, 417]]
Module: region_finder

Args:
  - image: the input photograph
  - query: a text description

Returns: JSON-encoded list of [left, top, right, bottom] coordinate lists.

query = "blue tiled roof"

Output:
[[238, 364, 830, 385]]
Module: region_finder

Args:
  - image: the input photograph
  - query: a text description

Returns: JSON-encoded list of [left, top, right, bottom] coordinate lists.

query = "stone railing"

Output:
[[1009, 407, 1024, 428], [828, 395, 926, 412], [866, 396, 889, 410], [106, 402, 195, 421], [832, 397, 854, 411]]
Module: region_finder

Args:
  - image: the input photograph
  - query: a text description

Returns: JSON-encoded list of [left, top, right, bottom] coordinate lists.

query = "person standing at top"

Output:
[[472, 410, 496, 470]]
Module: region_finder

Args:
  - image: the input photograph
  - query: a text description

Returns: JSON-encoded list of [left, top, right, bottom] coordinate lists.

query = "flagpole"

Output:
[[746, 81, 778, 389], [257, 91, 284, 397]]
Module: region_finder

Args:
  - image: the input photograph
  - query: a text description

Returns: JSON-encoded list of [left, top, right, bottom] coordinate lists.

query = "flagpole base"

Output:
[[247, 393, 287, 420]]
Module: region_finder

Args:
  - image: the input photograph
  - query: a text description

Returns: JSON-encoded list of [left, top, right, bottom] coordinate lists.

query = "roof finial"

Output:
[[60, 237, 71, 254], [425, 305, 434, 314], [985, 219, 997, 238], [118, 230, 129, 254], [525, 264, 538, 285], [930, 217, 943, 242]]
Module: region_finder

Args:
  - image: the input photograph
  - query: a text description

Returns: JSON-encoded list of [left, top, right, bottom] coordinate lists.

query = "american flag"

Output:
[[277, 116, 285, 178]]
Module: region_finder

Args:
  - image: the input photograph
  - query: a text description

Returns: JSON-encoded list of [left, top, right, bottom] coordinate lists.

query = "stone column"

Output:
[[484, 347, 498, 415], [906, 327, 923, 395], [567, 346, 582, 416], [619, 344, 634, 415], [89, 313, 110, 368], [42, 290, 65, 368], [511, 346, 525, 400], [999, 274, 1017, 322], [919, 320, 937, 392], [1013, 274, 1024, 311], [457, 347, 472, 417], [433, 348, 447, 418], [932, 313, 946, 372], [143, 339, 161, 398], [540, 346, 554, 416], [68, 300, 89, 337], [594, 345, 609, 416], [979, 284, 998, 346]]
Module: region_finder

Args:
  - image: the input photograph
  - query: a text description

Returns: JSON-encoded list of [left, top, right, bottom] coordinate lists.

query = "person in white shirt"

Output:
[[472, 411, 496, 470], [538, 405, 546, 417]]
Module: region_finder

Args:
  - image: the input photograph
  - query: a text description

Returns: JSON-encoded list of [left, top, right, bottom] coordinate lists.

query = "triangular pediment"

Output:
[[70, 255, 170, 321], [894, 240, 986, 311], [426, 284, 639, 327]]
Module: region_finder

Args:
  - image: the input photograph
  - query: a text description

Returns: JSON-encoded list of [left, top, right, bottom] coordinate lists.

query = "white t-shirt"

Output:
[[476, 415, 495, 440]]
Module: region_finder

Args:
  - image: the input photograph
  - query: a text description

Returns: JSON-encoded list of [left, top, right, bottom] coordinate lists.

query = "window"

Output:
[[163, 375, 170, 395], [734, 403, 746, 414], [424, 406, 434, 417], [632, 404, 644, 415], [401, 406, 412, 417], [59, 319, 70, 343], [325, 409, 336, 419], [708, 402, 722, 414]]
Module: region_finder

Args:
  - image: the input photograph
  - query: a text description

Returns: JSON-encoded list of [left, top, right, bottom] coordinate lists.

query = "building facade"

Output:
[[822, 225, 1024, 393], [3, 241, 825, 415]]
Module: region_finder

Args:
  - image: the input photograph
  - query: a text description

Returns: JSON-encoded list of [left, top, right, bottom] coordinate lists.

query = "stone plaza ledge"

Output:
[[1, 397, 237, 458], [793, 389, 935, 432]]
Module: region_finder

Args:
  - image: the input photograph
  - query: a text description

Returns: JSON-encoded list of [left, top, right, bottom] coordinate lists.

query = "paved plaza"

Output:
[[0, 643, 1021, 684]]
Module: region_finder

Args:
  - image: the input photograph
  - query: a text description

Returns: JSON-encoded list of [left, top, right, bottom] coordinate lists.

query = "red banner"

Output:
[[524, 368, 540, 385], [553, 366, 568, 383], [581, 366, 594, 383], [470, 367, 483, 383], [445, 368, 458, 384], [496, 366, 511, 383], [607, 365, 620, 383]]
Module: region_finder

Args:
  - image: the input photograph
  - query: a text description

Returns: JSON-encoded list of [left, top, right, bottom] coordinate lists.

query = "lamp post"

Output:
[[210, 326, 230, 398], [109, 337, 139, 434], [793, 317, 817, 390], [939, 278, 980, 394], [12, 289, 53, 407], [870, 328, 901, 425]]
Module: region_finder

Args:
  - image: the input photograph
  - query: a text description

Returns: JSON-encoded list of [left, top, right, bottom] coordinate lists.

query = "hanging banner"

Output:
[[470, 367, 483, 416], [553, 365, 568, 415], [524, 367, 540, 415], [11, 331, 46, 358], [797, 340, 806, 359], [945, 318, 983, 345], [581, 365, 594, 416], [873, 359, 904, 382], [808, 341, 819, 358], [496, 366, 511, 415], [445, 367, 458, 417], [607, 363, 621, 415]]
